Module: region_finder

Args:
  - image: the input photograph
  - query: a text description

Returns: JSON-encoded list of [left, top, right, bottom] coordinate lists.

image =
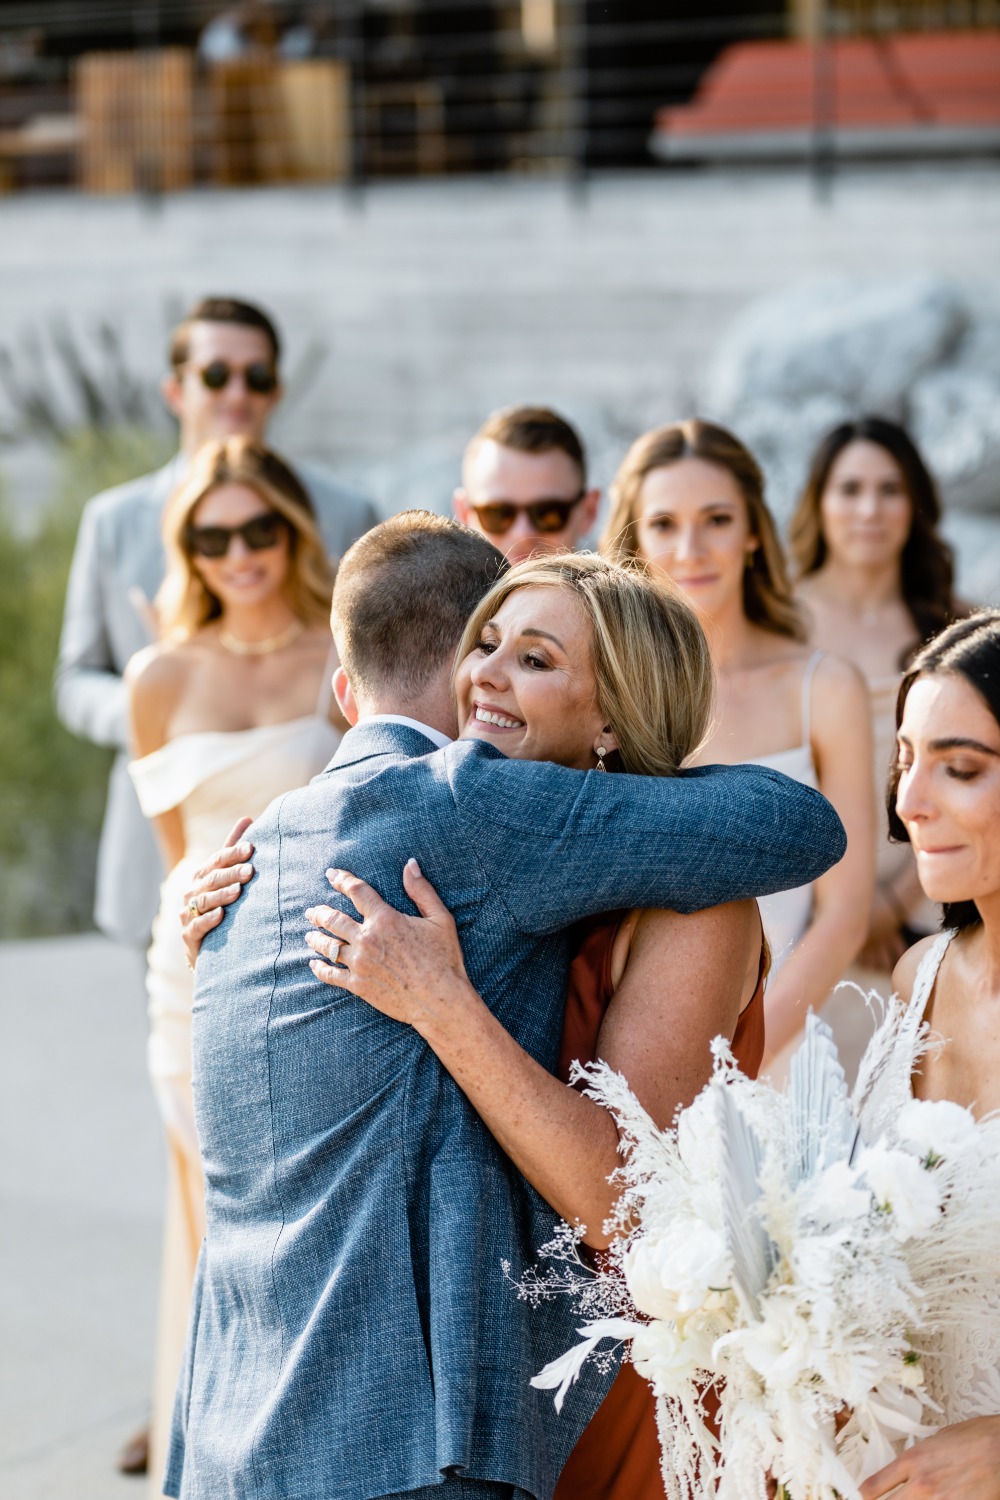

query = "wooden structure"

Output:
[[208, 57, 352, 185], [76, 48, 194, 193], [279, 61, 352, 183]]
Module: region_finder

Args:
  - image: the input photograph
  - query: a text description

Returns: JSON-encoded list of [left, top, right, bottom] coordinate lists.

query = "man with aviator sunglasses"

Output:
[[54, 299, 378, 1476], [57, 294, 378, 959], [453, 406, 600, 567]]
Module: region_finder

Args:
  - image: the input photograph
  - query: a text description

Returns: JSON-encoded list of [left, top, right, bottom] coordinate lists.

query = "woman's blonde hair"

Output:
[[455, 551, 714, 777], [601, 419, 806, 643], [156, 437, 333, 640]]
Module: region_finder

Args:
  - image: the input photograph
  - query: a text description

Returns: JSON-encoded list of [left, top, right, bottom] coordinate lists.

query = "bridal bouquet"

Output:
[[525, 1008, 1000, 1500]]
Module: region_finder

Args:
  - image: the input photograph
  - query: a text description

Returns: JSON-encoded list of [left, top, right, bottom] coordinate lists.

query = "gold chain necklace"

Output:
[[218, 620, 305, 657]]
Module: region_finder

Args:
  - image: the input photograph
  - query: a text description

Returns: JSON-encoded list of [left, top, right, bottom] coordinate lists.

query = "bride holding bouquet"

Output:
[[858, 610, 1000, 1497], [537, 607, 1000, 1500]]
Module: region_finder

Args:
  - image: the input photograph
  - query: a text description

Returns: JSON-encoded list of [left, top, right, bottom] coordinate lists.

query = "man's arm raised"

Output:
[[452, 753, 847, 935]]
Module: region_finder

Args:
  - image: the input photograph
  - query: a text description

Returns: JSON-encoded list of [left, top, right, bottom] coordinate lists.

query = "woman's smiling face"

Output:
[[189, 481, 291, 612], [454, 584, 616, 769], [895, 672, 1000, 910]]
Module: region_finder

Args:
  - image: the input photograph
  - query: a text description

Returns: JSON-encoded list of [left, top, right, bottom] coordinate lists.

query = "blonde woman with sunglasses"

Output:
[[125, 437, 344, 1494]]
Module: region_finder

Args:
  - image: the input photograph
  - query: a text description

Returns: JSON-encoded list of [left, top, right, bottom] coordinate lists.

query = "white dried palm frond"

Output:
[[715, 1080, 774, 1320], [786, 1012, 857, 1183]]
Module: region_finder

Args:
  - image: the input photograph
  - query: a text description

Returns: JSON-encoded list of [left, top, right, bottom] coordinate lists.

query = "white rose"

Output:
[[676, 1093, 720, 1173], [858, 1141, 942, 1238], [734, 1290, 814, 1389], [896, 1098, 979, 1161], [631, 1315, 714, 1396], [624, 1239, 680, 1321], [897, 1354, 925, 1390], [625, 1221, 731, 1319], [802, 1159, 872, 1223]]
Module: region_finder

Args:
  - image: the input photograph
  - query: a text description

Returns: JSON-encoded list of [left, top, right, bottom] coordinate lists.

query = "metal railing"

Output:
[[0, 1, 996, 193]]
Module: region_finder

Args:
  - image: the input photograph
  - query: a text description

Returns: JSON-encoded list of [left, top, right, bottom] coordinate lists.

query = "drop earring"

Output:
[[595, 745, 607, 772]]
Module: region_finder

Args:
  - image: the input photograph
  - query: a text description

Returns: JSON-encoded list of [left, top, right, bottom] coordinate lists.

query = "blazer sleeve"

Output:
[[53, 501, 128, 749], [449, 752, 846, 936]]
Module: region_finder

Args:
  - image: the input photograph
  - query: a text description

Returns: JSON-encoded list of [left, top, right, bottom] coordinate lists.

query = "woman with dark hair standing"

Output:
[[857, 609, 1000, 1500], [790, 417, 965, 974], [602, 420, 875, 1074]]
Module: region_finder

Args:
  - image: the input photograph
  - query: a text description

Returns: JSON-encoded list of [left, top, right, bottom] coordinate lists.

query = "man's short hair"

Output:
[[462, 405, 587, 489], [169, 296, 281, 370], [333, 511, 507, 699]]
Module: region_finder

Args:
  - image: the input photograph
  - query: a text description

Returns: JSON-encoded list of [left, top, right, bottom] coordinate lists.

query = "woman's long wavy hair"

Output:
[[887, 609, 1000, 931], [455, 551, 715, 778], [601, 419, 807, 642], [156, 437, 333, 640], [789, 416, 958, 662]]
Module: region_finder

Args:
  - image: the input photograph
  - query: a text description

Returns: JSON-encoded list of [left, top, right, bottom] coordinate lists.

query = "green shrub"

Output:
[[0, 427, 173, 938]]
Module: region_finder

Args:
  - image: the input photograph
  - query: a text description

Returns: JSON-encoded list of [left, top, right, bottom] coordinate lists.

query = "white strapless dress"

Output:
[[129, 708, 340, 1496], [131, 713, 341, 1145]]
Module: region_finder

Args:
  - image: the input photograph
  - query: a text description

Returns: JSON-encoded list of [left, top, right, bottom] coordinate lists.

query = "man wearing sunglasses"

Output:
[[453, 406, 601, 567], [54, 297, 379, 1474], [56, 295, 378, 965]]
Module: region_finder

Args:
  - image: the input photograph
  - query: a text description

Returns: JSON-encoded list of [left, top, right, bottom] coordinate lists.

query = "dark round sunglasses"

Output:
[[185, 512, 288, 558], [470, 491, 587, 536], [193, 359, 278, 396]]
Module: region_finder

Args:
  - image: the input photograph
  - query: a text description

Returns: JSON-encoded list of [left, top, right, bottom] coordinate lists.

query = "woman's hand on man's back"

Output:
[[179, 817, 255, 969]]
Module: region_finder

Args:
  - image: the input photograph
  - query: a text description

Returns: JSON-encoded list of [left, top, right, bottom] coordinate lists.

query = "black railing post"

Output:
[[339, 0, 367, 206], [811, 0, 835, 204], [568, 0, 588, 206]]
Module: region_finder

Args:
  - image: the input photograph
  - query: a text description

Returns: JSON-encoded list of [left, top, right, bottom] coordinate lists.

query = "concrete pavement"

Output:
[[1, 935, 163, 1499]]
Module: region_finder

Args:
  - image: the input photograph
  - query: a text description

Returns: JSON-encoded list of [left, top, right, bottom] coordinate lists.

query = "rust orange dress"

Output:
[[553, 914, 766, 1500]]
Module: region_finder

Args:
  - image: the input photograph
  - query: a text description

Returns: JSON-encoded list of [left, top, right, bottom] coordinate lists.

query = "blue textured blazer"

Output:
[[167, 720, 845, 1500]]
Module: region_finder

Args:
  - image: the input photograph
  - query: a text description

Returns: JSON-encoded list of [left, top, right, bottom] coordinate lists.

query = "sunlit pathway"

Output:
[[0, 934, 162, 1500]]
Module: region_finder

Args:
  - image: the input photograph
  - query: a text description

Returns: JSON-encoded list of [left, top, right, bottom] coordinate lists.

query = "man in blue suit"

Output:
[[168, 512, 845, 1500]]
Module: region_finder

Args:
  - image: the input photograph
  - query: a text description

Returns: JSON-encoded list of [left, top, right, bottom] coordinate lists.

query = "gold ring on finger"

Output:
[[188, 898, 200, 915]]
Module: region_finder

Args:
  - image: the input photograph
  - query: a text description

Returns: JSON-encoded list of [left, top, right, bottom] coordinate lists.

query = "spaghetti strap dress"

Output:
[[128, 656, 341, 1495], [746, 650, 870, 1087], [746, 650, 823, 976], [553, 912, 767, 1500]]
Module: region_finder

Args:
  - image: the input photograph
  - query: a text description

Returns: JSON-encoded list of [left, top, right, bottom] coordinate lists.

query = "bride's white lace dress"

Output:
[[860, 928, 1000, 1429]]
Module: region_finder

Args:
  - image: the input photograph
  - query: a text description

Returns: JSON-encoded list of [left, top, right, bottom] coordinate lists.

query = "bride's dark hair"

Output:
[[887, 609, 1000, 930]]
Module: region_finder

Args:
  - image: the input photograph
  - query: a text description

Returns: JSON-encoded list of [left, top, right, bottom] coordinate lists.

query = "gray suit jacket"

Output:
[[168, 721, 846, 1500], [54, 455, 379, 947]]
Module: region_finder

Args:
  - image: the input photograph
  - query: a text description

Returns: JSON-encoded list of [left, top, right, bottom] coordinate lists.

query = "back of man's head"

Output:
[[169, 296, 281, 370], [462, 404, 587, 488], [333, 511, 507, 701]]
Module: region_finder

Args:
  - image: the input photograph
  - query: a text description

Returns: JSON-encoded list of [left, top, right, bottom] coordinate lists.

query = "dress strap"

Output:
[[315, 641, 340, 719], [907, 928, 957, 1023], [800, 649, 824, 747]]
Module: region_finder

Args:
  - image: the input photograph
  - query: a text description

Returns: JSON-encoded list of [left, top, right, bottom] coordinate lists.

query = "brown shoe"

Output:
[[117, 1426, 149, 1476]]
